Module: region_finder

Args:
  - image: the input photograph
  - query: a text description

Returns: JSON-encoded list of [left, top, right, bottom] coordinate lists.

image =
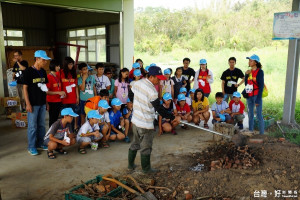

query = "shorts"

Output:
[[161, 119, 171, 125], [110, 126, 123, 135], [212, 115, 231, 124], [43, 137, 63, 146], [233, 114, 245, 123], [77, 135, 103, 144], [80, 100, 86, 115]]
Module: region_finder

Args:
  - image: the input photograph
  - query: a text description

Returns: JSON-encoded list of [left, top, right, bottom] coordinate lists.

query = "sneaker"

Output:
[[28, 148, 38, 156], [124, 136, 131, 143], [37, 145, 48, 151]]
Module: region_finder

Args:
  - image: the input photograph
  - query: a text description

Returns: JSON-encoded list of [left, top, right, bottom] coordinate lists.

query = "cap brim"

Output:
[[41, 56, 51, 60], [70, 113, 79, 117], [156, 75, 167, 80], [246, 57, 250, 59]]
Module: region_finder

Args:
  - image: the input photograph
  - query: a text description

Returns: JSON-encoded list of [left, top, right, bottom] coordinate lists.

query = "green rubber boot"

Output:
[[141, 154, 159, 174], [128, 149, 137, 170]]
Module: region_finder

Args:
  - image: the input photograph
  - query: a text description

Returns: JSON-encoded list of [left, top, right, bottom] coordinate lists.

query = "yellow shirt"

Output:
[[192, 97, 209, 111]]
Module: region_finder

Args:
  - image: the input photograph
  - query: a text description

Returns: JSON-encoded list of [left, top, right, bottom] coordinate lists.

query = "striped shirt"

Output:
[[131, 78, 158, 129]]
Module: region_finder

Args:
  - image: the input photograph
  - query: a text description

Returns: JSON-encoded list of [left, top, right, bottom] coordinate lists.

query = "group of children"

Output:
[[44, 57, 245, 159]]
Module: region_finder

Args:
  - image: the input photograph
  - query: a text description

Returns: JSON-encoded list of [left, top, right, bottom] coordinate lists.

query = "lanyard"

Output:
[[50, 72, 60, 89], [89, 122, 95, 132], [121, 81, 127, 93], [32, 66, 44, 82]]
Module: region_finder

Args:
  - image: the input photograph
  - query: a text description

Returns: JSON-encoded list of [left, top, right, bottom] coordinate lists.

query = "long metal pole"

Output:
[[180, 121, 232, 139]]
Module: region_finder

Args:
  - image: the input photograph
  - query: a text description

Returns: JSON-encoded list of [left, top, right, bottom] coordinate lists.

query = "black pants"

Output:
[[48, 102, 62, 128]]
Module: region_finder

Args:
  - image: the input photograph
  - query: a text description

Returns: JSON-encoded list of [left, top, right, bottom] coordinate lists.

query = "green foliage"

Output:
[[134, 0, 292, 54]]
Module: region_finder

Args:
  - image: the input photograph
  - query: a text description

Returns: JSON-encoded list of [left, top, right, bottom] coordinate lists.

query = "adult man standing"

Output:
[[128, 66, 175, 174], [180, 57, 195, 94], [23, 50, 51, 155], [221, 57, 245, 102], [12, 50, 28, 111]]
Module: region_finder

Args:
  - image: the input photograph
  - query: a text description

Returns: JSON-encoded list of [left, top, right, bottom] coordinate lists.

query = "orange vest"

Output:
[[85, 96, 101, 110]]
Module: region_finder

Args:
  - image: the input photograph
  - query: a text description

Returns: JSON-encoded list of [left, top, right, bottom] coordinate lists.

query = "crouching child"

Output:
[[229, 92, 245, 129], [176, 94, 192, 129], [77, 110, 103, 154], [44, 108, 78, 159]]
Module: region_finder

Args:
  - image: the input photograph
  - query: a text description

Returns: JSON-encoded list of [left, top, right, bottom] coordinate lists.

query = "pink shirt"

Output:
[[114, 79, 129, 104]]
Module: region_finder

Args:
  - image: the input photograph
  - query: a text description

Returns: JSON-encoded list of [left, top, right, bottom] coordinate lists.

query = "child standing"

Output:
[[172, 67, 187, 102], [104, 68, 115, 100], [46, 59, 65, 127], [211, 92, 231, 124], [44, 108, 78, 159], [194, 59, 214, 97], [78, 63, 96, 125], [77, 110, 103, 154], [109, 98, 129, 142], [114, 68, 130, 104], [94, 63, 111, 95], [158, 93, 181, 135], [179, 87, 192, 106], [130, 69, 141, 88], [123, 98, 133, 142], [229, 92, 245, 129], [176, 94, 192, 129], [160, 68, 174, 99], [192, 89, 210, 128]]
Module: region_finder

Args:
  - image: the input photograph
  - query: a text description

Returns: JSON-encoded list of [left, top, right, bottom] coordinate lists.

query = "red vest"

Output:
[[198, 70, 211, 94], [247, 69, 259, 97]]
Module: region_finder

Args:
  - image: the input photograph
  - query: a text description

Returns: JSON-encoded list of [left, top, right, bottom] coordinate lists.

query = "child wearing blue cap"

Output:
[[78, 62, 96, 125], [97, 99, 111, 148], [130, 69, 142, 88], [179, 87, 192, 106], [228, 92, 245, 129], [43, 108, 78, 159], [77, 110, 103, 154], [192, 89, 210, 128], [176, 94, 192, 129], [123, 98, 133, 138], [109, 98, 130, 142], [160, 68, 174, 100], [211, 92, 231, 124], [158, 93, 180, 135], [193, 59, 214, 97]]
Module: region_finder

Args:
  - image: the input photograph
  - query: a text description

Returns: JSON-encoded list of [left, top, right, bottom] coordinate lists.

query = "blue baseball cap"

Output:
[[132, 62, 140, 69], [163, 93, 172, 101], [246, 54, 260, 63], [199, 59, 207, 65], [133, 69, 141, 77], [177, 93, 186, 101], [111, 98, 123, 106], [150, 63, 156, 67], [180, 87, 187, 93], [233, 91, 241, 98], [98, 100, 111, 109], [34, 50, 51, 60], [219, 114, 226, 122], [9, 81, 17, 87], [87, 65, 93, 71], [163, 68, 171, 75], [127, 98, 132, 103], [148, 66, 166, 80], [145, 66, 150, 72], [87, 110, 102, 119], [189, 88, 196, 93], [61, 108, 79, 117]]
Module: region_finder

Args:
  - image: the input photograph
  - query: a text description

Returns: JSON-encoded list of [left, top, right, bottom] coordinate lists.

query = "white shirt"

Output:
[[131, 78, 158, 129], [94, 74, 111, 95], [77, 121, 100, 140]]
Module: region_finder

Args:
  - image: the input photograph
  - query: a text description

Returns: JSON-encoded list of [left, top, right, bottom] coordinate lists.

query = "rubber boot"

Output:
[[128, 149, 137, 170], [141, 154, 159, 174]]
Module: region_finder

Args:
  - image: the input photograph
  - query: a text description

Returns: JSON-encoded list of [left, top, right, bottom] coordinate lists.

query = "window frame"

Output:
[[3, 29, 25, 46]]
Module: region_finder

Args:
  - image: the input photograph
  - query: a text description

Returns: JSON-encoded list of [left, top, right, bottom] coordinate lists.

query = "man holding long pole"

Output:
[[128, 66, 175, 174]]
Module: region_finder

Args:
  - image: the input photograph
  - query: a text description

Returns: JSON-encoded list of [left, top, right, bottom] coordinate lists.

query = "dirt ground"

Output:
[[1, 115, 300, 200]]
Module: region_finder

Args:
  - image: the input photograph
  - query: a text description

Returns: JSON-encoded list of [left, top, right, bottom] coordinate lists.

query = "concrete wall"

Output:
[[123, 0, 134, 69]]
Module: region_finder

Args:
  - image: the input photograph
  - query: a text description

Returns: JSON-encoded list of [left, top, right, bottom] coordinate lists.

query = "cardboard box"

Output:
[[1, 97, 20, 107], [11, 112, 28, 128], [5, 107, 19, 119]]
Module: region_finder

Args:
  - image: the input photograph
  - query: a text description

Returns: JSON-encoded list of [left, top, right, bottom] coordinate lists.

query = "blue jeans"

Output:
[[27, 105, 46, 148], [247, 96, 264, 134]]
